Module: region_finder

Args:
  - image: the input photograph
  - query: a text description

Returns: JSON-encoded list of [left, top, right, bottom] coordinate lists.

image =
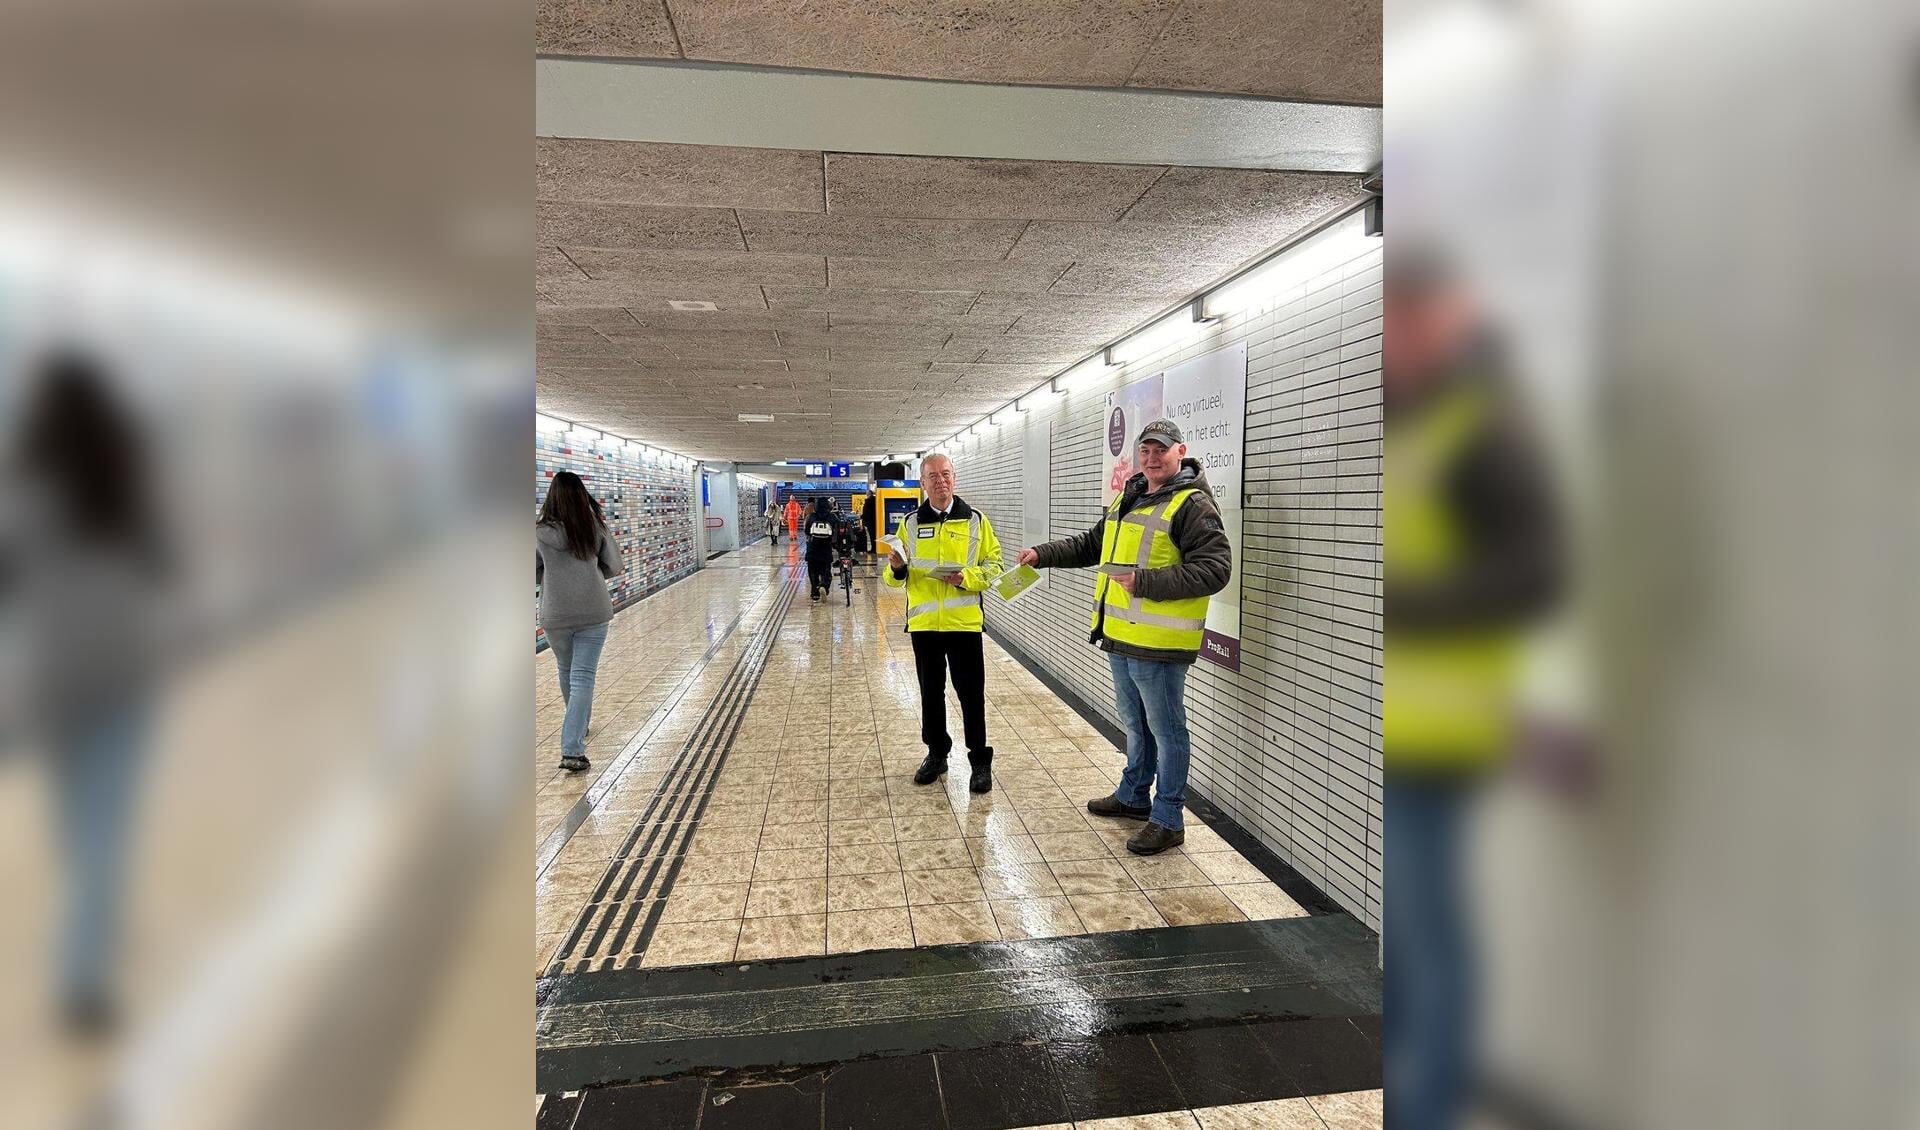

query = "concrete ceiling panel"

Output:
[[1124, 0, 1383, 105], [736, 211, 1029, 259], [536, 0, 680, 58], [538, 201, 747, 251], [828, 256, 1073, 294], [537, 138, 824, 210], [567, 246, 827, 289], [1119, 168, 1366, 229], [825, 155, 1166, 221]]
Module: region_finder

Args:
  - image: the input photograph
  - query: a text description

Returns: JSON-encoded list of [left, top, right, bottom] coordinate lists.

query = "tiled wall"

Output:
[[738, 482, 767, 545], [536, 431, 699, 646], [955, 238, 1384, 929]]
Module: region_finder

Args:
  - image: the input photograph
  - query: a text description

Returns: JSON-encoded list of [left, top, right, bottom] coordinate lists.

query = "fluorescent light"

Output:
[[1110, 308, 1208, 366], [535, 413, 569, 434], [1054, 355, 1114, 393], [1204, 211, 1369, 319], [737, 413, 775, 423]]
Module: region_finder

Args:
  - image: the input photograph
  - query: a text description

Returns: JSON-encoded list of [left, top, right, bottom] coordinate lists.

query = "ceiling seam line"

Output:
[[1119, 0, 1192, 89]]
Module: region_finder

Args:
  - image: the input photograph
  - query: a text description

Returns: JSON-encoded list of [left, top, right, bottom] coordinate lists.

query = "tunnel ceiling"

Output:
[[535, 0, 1382, 106], [536, 143, 1367, 462]]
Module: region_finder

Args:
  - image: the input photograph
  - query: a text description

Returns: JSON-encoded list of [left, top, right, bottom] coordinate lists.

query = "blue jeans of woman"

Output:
[[545, 621, 609, 760], [49, 702, 151, 1010], [1106, 652, 1191, 829]]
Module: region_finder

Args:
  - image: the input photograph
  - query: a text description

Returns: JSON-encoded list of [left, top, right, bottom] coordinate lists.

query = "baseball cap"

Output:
[[1135, 418, 1184, 447]]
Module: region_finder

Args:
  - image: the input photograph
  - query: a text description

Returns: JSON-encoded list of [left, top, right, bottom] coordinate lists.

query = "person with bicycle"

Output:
[[804, 496, 838, 603]]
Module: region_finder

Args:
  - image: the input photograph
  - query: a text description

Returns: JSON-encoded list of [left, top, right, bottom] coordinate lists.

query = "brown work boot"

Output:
[[1125, 822, 1184, 855], [1086, 795, 1152, 821]]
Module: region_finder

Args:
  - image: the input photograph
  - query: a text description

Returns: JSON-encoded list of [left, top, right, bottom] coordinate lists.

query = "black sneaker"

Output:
[[1126, 821, 1185, 855], [912, 755, 948, 785], [1087, 796, 1152, 821], [560, 753, 590, 773], [968, 766, 992, 793]]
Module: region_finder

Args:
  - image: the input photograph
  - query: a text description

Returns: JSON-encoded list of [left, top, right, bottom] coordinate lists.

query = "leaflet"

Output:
[[1094, 562, 1137, 577], [992, 563, 1043, 602]]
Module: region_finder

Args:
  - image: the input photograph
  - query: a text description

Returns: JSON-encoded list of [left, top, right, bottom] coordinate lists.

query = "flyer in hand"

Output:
[[992, 563, 1043, 602]]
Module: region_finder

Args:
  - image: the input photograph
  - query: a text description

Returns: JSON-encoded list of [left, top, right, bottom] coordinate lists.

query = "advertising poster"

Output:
[[1102, 373, 1164, 506], [1163, 341, 1248, 671]]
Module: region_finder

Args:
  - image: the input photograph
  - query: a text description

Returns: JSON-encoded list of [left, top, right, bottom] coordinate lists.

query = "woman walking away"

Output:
[[9, 351, 171, 1036], [536, 471, 623, 772], [805, 496, 837, 602]]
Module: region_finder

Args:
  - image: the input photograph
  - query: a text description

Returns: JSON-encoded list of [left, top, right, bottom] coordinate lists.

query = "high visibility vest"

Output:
[[1383, 387, 1524, 770], [881, 508, 1003, 632], [1092, 487, 1211, 654]]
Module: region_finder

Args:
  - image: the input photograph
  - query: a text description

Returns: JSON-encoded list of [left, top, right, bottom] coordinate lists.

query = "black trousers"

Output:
[[807, 554, 832, 595], [910, 630, 990, 765]]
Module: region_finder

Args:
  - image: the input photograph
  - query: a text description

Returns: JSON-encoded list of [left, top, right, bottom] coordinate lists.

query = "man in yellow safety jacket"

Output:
[[882, 452, 1005, 793], [1018, 419, 1232, 856], [1384, 248, 1563, 1130]]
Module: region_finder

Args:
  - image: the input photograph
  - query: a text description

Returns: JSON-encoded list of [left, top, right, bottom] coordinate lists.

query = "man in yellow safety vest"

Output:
[[1018, 419, 1232, 855], [881, 453, 1005, 793]]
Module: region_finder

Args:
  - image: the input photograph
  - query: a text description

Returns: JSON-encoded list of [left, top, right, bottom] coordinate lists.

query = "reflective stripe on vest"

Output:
[[1383, 386, 1523, 769], [1091, 487, 1210, 653]]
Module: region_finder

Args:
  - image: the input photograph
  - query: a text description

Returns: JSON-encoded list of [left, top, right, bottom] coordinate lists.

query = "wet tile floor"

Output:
[[536, 540, 1310, 975]]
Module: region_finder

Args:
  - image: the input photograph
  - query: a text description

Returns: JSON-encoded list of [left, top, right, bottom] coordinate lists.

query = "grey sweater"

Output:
[[535, 521, 623, 631]]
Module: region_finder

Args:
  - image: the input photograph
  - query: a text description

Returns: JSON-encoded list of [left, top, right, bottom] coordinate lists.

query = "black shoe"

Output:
[[969, 766, 992, 793], [1087, 795, 1152, 821], [560, 753, 591, 772], [1126, 821, 1185, 855], [912, 755, 948, 785]]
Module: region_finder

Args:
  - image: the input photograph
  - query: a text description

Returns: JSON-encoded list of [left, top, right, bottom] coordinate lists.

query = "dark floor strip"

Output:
[[535, 915, 1380, 1094], [981, 620, 1349, 918], [548, 1013, 1379, 1130]]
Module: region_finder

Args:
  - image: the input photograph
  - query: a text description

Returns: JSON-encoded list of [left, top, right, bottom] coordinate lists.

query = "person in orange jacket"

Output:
[[783, 494, 800, 541]]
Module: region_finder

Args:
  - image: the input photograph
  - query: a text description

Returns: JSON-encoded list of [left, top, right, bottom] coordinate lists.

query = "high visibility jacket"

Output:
[[1092, 488, 1212, 653], [881, 497, 1003, 632], [783, 500, 800, 528], [1383, 386, 1524, 770]]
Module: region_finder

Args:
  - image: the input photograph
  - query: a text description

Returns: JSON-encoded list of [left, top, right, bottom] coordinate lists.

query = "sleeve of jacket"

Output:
[[1032, 518, 1105, 570], [1134, 492, 1232, 602], [959, 513, 1006, 593], [535, 544, 544, 586], [881, 515, 910, 588], [597, 524, 625, 579]]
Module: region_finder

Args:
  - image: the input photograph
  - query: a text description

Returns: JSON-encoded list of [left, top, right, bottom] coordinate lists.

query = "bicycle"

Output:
[[838, 552, 855, 606]]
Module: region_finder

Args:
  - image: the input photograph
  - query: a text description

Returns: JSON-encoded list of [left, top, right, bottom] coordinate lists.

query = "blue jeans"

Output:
[[1107, 652, 1191, 830], [1385, 779, 1476, 1130], [49, 703, 151, 1009], [545, 621, 609, 760]]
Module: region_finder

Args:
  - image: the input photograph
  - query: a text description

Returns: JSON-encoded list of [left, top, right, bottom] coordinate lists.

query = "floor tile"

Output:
[[1153, 1023, 1290, 1108], [1307, 1088, 1383, 1130], [967, 833, 1045, 866], [759, 821, 830, 851], [1193, 1097, 1326, 1129], [1075, 1113, 1203, 1129], [745, 877, 828, 917], [1189, 851, 1270, 886], [701, 1072, 826, 1129], [829, 841, 903, 875], [1045, 1033, 1185, 1123], [909, 900, 1000, 946], [639, 919, 740, 968], [904, 865, 988, 906], [736, 913, 826, 960], [1049, 856, 1139, 895], [1030, 830, 1111, 862], [1249, 1018, 1382, 1098], [828, 818, 897, 846], [1217, 883, 1309, 921], [827, 907, 915, 953], [978, 861, 1065, 900], [675, 850, 758, 885], [827, 870, 908, 912], [823, 1052, 944, 1130], [535, 1092, 581, 1130], [892, 814, 963, 841], [1067, 892, 1167, 933], [896, 837, 974, 870], [936, 1042, 1071, 1130], [989, 896, 1085, 940], [764, 798, 831, 824], [753, 847, 828, 881], [571, 1077, 703, 1129], [659, 882, 749, 923], [1146, 886, 1248, 927], [1121, 853, 1212, 890]]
